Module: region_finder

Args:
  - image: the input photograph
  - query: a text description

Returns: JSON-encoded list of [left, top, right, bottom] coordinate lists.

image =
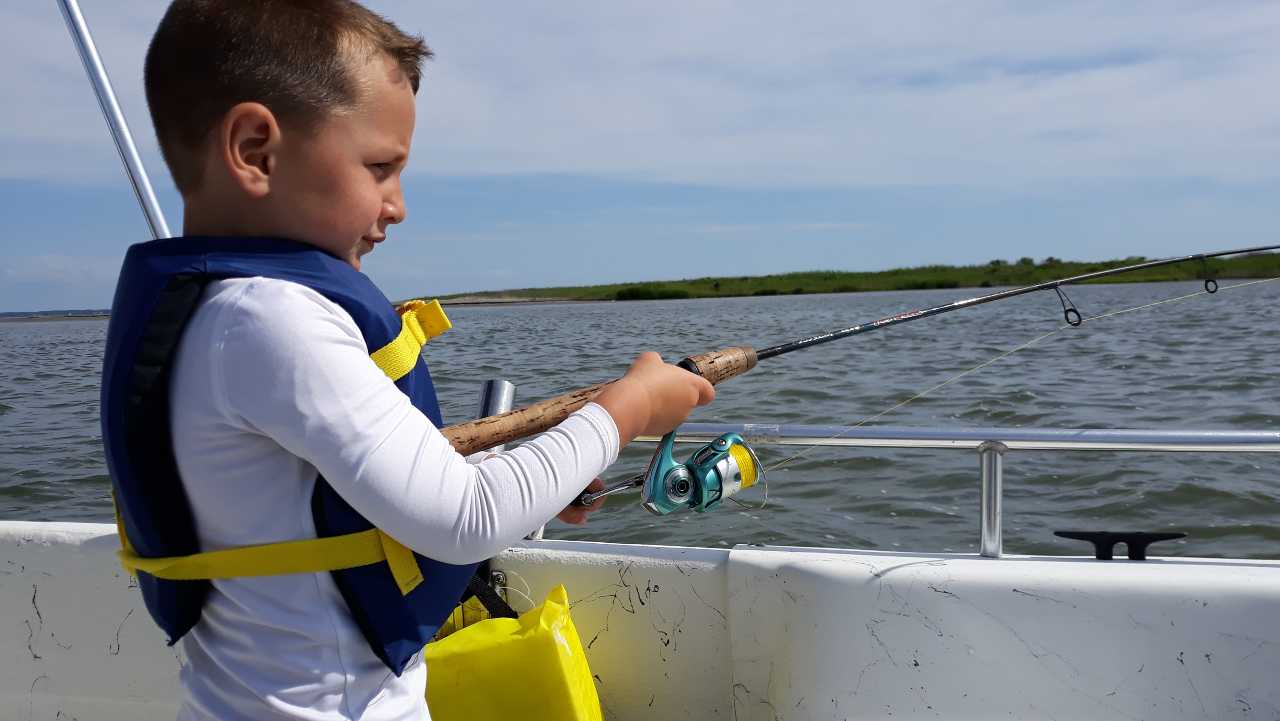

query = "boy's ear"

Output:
[[219, 102, 281, 198]]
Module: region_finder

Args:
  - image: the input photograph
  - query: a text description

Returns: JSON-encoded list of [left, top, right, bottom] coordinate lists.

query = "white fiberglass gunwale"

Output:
[[3, 519, 1279, 721]]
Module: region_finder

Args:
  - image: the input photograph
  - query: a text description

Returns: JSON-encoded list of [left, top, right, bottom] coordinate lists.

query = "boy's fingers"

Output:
[[694, 377, 715, 405], [557, 506, 588, 524], [558, 479, 606, 524]]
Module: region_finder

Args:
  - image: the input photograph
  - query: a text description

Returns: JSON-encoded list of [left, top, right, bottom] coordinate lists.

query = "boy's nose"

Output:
[[383, 199, 406, 225]]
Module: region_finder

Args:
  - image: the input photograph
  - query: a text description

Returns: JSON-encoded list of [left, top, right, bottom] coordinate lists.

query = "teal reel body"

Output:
[[640, 431, 764, 515]]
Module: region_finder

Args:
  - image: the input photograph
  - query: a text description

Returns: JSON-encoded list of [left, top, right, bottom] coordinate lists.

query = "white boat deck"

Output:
[[3, 520, 1278, 720]]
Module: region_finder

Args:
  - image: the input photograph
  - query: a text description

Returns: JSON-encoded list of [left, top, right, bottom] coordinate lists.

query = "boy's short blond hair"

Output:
[[144, 0, 431, 194]]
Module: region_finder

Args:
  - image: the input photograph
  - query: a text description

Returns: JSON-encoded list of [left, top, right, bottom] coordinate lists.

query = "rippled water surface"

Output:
[[2, 280, 1277, 558]]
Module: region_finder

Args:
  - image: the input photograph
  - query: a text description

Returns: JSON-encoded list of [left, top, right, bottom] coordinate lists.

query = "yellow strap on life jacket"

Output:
[[112, 490, 134, 556], [370, 299, 452, 381], [117, 528, 425, 595], [114, 299, 452, 596], [119, 528, 386, 580]]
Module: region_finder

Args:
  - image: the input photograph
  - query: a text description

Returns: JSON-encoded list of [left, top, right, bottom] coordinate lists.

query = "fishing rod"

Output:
[[446, 244, 1280, 455], [436, 244, 1279, 514]]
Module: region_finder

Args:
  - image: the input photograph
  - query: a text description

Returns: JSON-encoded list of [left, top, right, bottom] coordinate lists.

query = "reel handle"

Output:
[[441, 346, 757, 456], [571, 474, 644, 507]]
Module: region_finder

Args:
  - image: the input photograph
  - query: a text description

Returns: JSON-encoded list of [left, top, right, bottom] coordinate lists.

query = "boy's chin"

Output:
[[351, 239, 379, 269]]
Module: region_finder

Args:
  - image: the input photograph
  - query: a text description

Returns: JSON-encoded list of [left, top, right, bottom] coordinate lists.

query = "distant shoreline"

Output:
[[6, 252, 1277, 317], [433, 252, 1280, 304], [438, 295, 580, 306], [0, 313, 110, 324]]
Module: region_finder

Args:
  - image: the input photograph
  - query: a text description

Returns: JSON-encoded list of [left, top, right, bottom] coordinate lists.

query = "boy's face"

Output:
[[269, 52, 415, 270]]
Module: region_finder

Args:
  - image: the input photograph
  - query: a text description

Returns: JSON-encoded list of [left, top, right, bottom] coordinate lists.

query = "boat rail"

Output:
[[478, 380, 1278, 557], [640, 423, 1280, 452], [631, 423, 1279, 558]]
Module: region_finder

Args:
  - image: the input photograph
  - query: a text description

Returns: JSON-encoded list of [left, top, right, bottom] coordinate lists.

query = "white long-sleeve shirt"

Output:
[[167, 277, 619, 721]]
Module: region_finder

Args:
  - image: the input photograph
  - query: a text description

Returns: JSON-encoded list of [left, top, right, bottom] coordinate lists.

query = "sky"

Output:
[[2, 1, 1280, 312]]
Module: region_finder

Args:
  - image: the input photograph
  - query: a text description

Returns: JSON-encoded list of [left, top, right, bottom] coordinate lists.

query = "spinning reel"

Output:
[[640, 431, 764, 515], [577, 431, 764, 515]]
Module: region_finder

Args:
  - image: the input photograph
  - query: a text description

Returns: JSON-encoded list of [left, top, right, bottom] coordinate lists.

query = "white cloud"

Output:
[[2, 1, 1279, 189], [395, 0, 1280, 186], [0, 3, 170, 185]]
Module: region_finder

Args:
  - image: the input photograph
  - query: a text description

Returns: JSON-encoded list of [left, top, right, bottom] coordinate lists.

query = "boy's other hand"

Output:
[[557, 478, 606, 525], [595, 351, 716, 445]]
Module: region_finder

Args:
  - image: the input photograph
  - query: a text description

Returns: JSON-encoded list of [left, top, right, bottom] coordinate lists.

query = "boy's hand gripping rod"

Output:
[[441, 242, 1278, 514], [442, 347, 763, 516], [440, 346, 756, 456]]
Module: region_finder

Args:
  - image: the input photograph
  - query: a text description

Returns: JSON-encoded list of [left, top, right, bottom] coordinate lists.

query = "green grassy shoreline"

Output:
[[439, 252, 1280, 303]]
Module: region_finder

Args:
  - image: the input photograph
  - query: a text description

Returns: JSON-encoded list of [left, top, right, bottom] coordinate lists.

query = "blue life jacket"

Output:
[[100, 236, 478, 675]]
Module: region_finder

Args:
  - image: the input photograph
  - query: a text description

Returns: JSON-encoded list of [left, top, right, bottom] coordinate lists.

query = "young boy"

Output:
[[100, 2, 714, 720]]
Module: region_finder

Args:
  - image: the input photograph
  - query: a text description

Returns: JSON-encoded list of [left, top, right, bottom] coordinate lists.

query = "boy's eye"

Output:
[[369, 162, 394, 176]]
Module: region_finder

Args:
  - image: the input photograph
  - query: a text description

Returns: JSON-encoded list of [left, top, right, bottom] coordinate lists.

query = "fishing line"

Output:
[[493, 567, 536, 612], [504, 566, 533, 602], [726, 475, 768, 511], [716, 328, 1062, 525], [758, 276, 1280, 479], [577, 263, 1278, 518], [495, 585, 536, 613], [718, 276, 1279, 543]]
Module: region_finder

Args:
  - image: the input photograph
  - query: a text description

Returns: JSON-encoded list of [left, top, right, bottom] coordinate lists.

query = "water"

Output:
[[2, 280, 1277, 558]]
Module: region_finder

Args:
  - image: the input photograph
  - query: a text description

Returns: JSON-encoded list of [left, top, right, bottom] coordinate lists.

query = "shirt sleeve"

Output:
[[208, 278, 620, 564]]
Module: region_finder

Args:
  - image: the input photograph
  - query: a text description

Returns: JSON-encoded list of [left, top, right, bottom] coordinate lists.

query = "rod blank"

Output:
[[757, 244, 1280, 360]]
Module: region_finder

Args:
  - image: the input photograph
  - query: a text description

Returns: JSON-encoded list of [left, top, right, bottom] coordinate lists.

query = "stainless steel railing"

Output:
[[476, 383, 1280, 558], [643, 424, 1280, 452], [647, 423, 1280, 558]]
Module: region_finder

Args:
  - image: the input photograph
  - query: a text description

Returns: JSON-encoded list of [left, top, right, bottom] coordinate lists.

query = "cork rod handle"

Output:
[[440, 346, 758, 456]]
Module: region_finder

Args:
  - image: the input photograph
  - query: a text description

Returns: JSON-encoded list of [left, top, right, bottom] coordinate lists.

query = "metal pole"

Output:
[[474, 380, 546, 539], [57, 0, 172, 240], [640, 423, 1280, 452], [978, 441, 1007, 558], [475, 380, 517, 447]]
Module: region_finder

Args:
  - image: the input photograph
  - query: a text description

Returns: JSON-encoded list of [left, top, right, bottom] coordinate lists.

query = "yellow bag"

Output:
[[425, 584, 602, 721]]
